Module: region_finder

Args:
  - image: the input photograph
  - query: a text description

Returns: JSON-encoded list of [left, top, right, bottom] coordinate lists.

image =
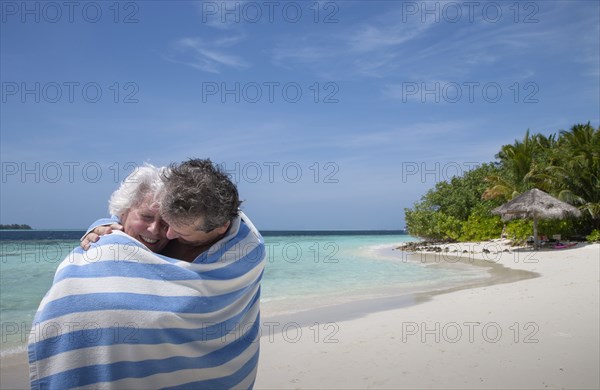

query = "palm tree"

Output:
[[483, 130, 552, 201], [547, 123, 600, 221]]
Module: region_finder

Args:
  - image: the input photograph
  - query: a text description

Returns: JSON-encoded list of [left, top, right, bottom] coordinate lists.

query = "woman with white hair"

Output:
[[81, 164, 169, 252]]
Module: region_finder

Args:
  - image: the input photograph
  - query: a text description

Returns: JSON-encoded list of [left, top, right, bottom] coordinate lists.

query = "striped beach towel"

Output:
[[28, 212, 265, 389]]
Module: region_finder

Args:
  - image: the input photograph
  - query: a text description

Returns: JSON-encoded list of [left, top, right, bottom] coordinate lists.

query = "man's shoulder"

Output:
[[193, 213, 264, 264], [238, 212, 264, 243]]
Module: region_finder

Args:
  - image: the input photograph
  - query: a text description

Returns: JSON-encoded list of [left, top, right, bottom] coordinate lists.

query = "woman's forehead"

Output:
[[132, 194, 160, 212]]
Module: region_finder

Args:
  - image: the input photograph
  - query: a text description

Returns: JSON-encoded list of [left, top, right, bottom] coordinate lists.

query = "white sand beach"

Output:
[[254, 242, 600, 389], [2, 243, 598, 389]]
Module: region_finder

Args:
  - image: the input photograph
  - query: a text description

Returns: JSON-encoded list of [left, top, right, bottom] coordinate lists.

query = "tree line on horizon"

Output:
[[0, 224, 32, 230], [404, 122, 600, 243]]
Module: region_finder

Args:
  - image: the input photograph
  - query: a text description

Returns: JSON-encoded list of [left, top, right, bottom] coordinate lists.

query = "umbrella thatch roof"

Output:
[[492, 188, 581, 221]]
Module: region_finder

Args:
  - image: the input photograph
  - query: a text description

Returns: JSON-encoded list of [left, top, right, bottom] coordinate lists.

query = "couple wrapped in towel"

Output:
[[28, 160, 266, 389]]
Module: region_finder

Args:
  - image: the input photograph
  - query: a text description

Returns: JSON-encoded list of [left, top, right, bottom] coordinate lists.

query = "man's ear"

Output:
[[215, 220, 231, 235]]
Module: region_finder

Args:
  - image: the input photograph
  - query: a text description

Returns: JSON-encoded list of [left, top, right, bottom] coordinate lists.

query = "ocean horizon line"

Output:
[[0, 229, 409, 241]]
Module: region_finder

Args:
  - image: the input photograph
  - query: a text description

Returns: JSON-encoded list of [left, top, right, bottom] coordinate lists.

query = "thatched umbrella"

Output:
[[492, 188, 582, 248]]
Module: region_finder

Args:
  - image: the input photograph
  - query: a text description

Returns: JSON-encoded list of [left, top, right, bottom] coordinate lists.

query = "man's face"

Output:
[[164, 218, 230, 247], [121, 197, 170, 253]]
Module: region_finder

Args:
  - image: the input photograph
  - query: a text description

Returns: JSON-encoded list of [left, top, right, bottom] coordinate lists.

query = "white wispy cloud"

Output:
[[271, 9, 436, 78], [346, 17, 434, 53], [166, 36, 249, 74], [270, 1, 598, 85]]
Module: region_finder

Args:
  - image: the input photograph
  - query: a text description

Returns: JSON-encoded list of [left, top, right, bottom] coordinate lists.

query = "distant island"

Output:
[[0, 224, 32, 230]]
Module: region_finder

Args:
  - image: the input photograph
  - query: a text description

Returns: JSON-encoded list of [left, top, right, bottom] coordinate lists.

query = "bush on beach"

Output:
[[587, 229, 600, 242]]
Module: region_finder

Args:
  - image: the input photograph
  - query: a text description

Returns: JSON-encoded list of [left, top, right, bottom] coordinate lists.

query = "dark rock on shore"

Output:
[[398, 240, 455, 252]]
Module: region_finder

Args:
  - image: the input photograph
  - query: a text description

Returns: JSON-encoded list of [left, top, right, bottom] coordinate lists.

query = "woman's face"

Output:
[[121, 196, 169, 253]]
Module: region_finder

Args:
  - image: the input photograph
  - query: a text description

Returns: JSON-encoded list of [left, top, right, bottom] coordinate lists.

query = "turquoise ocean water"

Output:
[[0, 231, 490, 357]]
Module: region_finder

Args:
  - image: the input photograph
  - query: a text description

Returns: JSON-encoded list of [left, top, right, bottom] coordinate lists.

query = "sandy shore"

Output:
[[255, 242, 600, 389], [3, 243, 598, 389], [0, 351, 29, 390]]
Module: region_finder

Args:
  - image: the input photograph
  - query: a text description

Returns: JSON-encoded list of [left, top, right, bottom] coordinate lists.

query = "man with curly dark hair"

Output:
[[160, 158, 244, 262]]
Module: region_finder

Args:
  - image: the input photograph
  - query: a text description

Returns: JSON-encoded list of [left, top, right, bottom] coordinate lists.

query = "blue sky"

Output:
[[1, 0, 599, 230]]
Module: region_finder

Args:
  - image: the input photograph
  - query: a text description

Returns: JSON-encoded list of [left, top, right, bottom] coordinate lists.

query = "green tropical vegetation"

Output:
[[404, 123, 600, 243], [587, 229, 600, 242]]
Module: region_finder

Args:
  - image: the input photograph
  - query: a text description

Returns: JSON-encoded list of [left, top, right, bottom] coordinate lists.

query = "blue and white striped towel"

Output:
[[28, 212, 265, 389]]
